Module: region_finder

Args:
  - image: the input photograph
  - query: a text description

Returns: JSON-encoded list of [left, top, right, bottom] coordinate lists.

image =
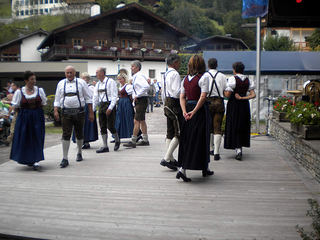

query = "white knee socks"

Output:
[[164, 137, 179, 162], [62, 140, 70, 160], [214, 134, 222, 155]]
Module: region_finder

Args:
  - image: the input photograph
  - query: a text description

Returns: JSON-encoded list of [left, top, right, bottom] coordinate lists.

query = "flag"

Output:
[[242, 0, 268, 18]]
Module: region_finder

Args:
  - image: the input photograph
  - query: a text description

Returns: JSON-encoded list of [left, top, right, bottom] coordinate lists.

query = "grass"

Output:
[[45, 122, 62, 134]]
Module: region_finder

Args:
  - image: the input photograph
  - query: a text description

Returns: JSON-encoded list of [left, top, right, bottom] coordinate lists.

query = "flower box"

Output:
[[290, 123, 320, 140], [273, 110, 290, 122]]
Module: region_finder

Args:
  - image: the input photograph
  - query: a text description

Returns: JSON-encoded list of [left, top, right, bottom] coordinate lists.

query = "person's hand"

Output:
[[106, 109, 112, 116], [187, 110, 195, 120], [54, 110, 60, 121], [89, 111, 94, 122], [235, 93, 242, 100], [183, 111, 190, 121]]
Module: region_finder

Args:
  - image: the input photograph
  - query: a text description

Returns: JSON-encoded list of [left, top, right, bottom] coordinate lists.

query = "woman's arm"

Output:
[[179, 93, 188, 121], [235, 89, 256, 100]]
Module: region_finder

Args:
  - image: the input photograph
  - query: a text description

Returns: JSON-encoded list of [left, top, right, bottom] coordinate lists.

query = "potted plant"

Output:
[[287, 101, 320, 139], [273, 96, 293, 122]]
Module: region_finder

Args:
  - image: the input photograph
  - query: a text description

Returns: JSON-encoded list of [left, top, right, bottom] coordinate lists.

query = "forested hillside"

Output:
[[0, 0, 256, 49]]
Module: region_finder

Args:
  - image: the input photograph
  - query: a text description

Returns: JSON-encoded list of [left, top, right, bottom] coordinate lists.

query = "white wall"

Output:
[[21, 34, 47, 61], [70, 59, 167, 82]]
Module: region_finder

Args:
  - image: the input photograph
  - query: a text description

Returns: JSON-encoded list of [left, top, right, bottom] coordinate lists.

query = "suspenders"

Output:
[[62, 78, 81, 109], [163, 69, 175, 98], [97, 78, 109, 103], [207, 71, 222, 98]]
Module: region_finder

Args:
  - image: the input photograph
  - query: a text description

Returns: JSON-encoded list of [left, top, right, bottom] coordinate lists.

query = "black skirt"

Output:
[[224, 96, 251, 149], [178, 102, 210, 170]]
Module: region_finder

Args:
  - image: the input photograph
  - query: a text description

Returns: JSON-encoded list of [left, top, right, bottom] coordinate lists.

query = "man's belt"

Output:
[[98, 89, 107, 93], [64, 93, 78, 97]]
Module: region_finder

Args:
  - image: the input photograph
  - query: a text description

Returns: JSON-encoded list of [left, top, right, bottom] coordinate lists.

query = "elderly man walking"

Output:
[[93, 67, 120, 153], [124, 60, 150, 148], [54, 66, 94, 168]]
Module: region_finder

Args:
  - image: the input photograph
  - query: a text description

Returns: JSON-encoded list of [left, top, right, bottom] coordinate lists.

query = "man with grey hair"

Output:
[[160, 53, 182, 171], [54, 65, 94, 168], [124, 60, 150, 148], [93, 67, 120, 153]]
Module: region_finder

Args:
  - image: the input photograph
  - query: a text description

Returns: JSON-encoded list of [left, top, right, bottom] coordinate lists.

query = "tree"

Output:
[[263, 35, 295, 51], [306, 29, 320, 51]]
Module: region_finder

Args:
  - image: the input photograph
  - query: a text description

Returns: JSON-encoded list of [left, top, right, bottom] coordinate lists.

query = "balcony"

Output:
[[41, 45, 169, 61], [115, 20, 144, 36]]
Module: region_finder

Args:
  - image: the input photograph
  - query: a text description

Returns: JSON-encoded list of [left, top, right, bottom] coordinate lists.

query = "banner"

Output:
[[242, 0, 268, 18]]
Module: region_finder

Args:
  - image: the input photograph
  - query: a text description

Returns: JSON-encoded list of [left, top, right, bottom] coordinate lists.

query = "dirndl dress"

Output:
[[10, 88, 45, 165], [115, 85, 134, 139], [224, 76, 251, 149]]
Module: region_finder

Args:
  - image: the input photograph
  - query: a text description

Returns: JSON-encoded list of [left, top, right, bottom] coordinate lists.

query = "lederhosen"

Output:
[[61, 79, 85, 140], [133, 75, 148, 121], [98, 79, 117, 135], [206, 71, 225, 135], [163, 69, 182, 139]]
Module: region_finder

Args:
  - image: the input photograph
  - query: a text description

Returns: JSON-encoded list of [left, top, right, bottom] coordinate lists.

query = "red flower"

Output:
[[274, 106, 277, 109], [304, 104, 306, 107], [288, 99, 292, 103], [315, 102, 319, 106], [277, 103, 280, 106], [293, 103, 296, 106]]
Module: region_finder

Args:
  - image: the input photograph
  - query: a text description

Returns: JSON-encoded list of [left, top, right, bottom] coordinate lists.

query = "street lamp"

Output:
[[117, 58, 120, 74]]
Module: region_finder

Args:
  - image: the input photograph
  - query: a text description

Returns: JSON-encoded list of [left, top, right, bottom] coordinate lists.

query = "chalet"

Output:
[[37, 2, 196, 79], [0, 29, 48, 62], [184, 35, 249, 53]]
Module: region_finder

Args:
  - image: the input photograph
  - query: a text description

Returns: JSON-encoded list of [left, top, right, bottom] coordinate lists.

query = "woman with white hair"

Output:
[[115, 72, 134, 139]]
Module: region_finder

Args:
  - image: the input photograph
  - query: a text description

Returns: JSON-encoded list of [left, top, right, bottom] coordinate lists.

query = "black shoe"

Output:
[[136, 140, 150, 146], [123, 141, 136, 148], [136, 135, 143, 142], [209, 150, 214, 156], [171, 159, 180, 167], [160, 159, 177, 171], [110, 140, 115, 143], [114, 141, 120, 151], [202, 169, 214, 177], [33, 164, 41, 171], [82, 143, 90, 149], [96, 147, 109, 153], [176, 171, 191, 182], [76, 153, 83, 162], [235, 152, 242, 161], [60, 159, 69, 168], [214, 154, 220, 161]]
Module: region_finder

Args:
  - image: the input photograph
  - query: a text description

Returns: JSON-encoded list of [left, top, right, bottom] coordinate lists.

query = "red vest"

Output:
[[234, 76, 249, 97], [183, 74, 203, 101], [21, 88, 42, 109], [119, 85, 129, 98]]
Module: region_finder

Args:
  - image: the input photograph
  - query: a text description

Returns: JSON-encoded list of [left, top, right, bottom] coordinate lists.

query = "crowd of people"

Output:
[[6, 54, 256, 182]]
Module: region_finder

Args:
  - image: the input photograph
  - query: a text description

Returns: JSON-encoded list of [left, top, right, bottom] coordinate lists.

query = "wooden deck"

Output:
[[0, 107, 319, 240]]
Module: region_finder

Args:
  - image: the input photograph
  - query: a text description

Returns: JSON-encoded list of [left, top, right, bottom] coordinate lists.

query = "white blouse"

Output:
[[225, 74, 255, 92], [180, 74, 209, 94], [120, 84, 133, 95], [11, 86, 47, 107]]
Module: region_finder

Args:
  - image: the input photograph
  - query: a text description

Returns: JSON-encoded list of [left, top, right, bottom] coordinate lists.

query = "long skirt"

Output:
[[178, 102, 210, 170], [115, 97, 134, 139], [10, 108, 45, 165], [72, 105, 98, 143], [224, 97, 251, 149]]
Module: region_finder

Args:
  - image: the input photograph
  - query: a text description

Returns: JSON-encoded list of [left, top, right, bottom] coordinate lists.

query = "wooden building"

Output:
[[38, 3, 195, 62]]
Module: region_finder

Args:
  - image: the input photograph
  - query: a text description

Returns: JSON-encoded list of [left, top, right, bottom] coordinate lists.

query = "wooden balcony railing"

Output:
[[115, 20, 144, 35]]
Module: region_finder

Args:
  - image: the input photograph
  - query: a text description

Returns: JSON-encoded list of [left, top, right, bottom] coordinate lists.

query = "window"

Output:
[[223, 44, 232, 49], [20, 10, 24, 15], [45, 0, 48, 4], [39, 0, 43, 4], [30, 9, 33, 15], [121, 39, 132, 48], [16, 11, 19, 16], [164, 42, 173, 50], [54, 0, 58, 3], [34, 9, 38, 14], [49, 0, 53, 3], [144, 41, 154, 49], [45, 8, 48, 13], [96, 40, 106, 47], [149, 69, 155, 78], [72, 38, 83, 46], [40, 8, 43, 14], [25, 0, 29, 5]]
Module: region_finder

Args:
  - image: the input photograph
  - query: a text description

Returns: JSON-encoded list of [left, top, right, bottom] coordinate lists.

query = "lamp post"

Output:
[[117, 58, 120, 74]]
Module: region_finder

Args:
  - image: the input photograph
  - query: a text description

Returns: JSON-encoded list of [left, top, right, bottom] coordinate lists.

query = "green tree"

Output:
[[263, 35, 295, 51], [306, 29, 320, 51]]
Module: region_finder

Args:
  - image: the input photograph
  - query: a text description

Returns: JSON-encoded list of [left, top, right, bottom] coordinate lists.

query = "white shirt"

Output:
[[87, 83, 95, 97], [132, 71, 150, 98], [225, 74, 255, 92], [120, 84, 133, 95], [54, 77, 92, 108], [93, 77, 118, 111], [161, 67, 181, 99], [12, 86, 47, 107], [180, 74, 209, 95], [201, 69, 227, 98]]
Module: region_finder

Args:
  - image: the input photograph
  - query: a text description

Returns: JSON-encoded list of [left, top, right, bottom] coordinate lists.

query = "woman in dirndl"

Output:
[[224, 62, 256, 161], [72, 72, 98, 149], [115, 72, 134, 139], [176, 55, 213, 182], [10, 71, 47, 170]]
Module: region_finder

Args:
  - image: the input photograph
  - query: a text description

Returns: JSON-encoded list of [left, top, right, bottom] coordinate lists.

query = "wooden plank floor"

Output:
[[0, 107, 319, 240]]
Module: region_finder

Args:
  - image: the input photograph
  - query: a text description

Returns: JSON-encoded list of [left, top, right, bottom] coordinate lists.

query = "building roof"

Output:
[[38, 2, 196, 49], [203, 51, 320, 75], [0, 29, 48, 49]]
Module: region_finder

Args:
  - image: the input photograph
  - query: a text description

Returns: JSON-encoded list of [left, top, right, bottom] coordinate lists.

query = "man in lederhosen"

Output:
[[202, 58, 227, 160], [93, 67, 120, 153], [54, 66, 94, 168], [160, 53, 182, 171], [124, 60, 150, 148]]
